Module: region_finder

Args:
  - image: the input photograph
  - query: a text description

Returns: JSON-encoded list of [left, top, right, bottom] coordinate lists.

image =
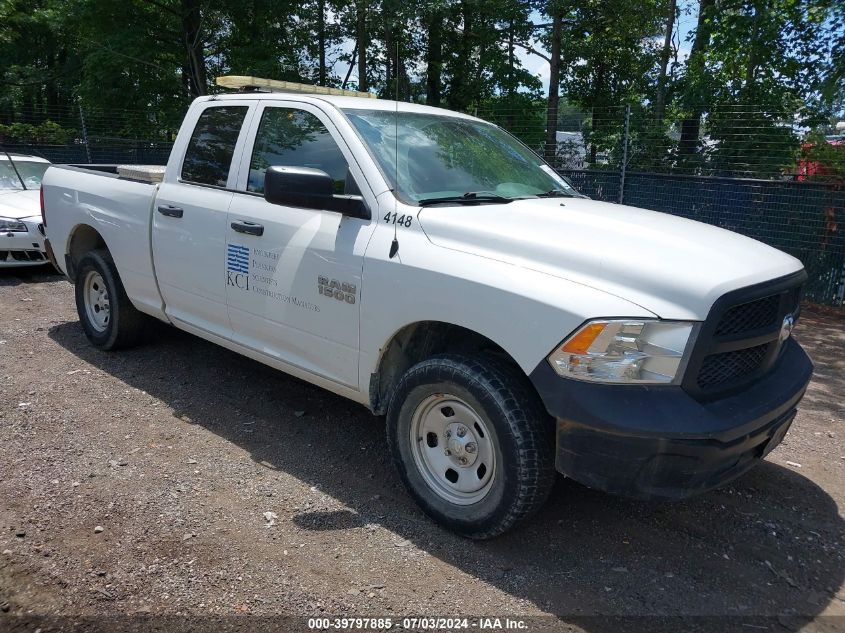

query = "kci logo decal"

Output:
[[318, 275, 357, 304], [227, 244, 250, 290], [227, 270, 249, 289]]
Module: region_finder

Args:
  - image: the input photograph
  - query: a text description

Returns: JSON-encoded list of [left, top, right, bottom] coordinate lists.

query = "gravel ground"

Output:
[[1, 266, 843, 632]]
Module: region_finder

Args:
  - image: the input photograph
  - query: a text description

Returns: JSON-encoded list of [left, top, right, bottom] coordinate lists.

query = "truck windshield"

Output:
[[0, 157, 49, 191], [343, 109, 580, 205]]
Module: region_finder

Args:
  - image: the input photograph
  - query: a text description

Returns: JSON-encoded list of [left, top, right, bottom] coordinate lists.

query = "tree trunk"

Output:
[[506, 15, 515, 127], [425, 9, 443, 106], [318, 0, 326, 85], [181, 63, 192, 98], [744, 0, 764, 92], [507, 16, 514, 94], [398, 56, 410, 101], [385, 27, 393, 94], [654, 0, 677, 125], [181, 0, 207, 97], [46, 48, 61, 109], [342, 40, 358, 89], [544, 10, 563, 163], [356, 0, 368, 92], [449, 1, 475, 111], [679, 0, 715, 159]]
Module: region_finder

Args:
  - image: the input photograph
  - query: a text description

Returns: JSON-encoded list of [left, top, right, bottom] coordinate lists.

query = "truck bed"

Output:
[[62, 163, 166, 184], [41, 163, 165, 318]]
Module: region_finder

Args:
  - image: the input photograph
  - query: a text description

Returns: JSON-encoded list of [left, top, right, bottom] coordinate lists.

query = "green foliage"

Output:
[[477, 94, 546, 151], [558, 0, 666, 111], [0, 120, 76, 144], [556, 102, 587, 132], [0, 0, 841, 181], [665, 0, 841, 175], [704, 109, 800, 178]]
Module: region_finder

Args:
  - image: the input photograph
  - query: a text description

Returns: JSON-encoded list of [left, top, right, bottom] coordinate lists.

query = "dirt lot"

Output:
[[1, 266, 844, 633]]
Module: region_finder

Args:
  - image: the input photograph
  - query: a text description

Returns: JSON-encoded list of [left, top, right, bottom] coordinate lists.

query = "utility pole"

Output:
[[79, 105, 92, 164], [618, 104, 631, 204]]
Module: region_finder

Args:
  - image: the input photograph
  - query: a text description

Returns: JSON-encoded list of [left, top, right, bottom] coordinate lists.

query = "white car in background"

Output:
[[0, 153, 51, 267]]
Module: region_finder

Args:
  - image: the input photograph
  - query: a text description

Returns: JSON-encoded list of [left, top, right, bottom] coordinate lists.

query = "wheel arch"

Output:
[[369, 320, 533, 415], [65, 223, 109, 281]]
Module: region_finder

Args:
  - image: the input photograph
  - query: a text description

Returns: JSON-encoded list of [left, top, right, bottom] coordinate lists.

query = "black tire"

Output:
[[74, 249, 146, 350], [386, 354, 555, 539]]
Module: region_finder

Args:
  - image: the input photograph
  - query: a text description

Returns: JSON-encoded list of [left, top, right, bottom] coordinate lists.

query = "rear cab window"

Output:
[[181, 106, 249, 187]]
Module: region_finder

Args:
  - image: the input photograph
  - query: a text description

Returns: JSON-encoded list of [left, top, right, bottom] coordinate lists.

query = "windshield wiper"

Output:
[[418, 191, 514, 206], [535, 189, 575, 198], [1, 149, 26, 190]]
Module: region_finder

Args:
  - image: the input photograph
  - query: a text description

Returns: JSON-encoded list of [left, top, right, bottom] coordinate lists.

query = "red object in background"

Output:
[[797, 138, 845, 182], [796, 137, 843, 251]]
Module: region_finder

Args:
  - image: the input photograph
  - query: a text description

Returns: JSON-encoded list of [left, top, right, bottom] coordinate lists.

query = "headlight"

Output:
[[0, 218, 28, 232], [547, 319, 696, 384]]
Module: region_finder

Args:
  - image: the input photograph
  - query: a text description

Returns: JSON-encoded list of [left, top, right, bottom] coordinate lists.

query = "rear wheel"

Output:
[[387, 354, 555, 539], [74, 249, 146, 350]]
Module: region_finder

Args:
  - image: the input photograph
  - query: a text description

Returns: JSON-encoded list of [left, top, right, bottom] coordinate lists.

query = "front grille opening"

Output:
[[689, 280, 804, 399], [2, 250, 45, 262], [714, 295, 780, 335], [698, 343, 770, 389]]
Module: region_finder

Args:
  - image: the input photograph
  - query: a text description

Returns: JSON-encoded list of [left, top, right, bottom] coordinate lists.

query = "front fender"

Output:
[[358, 223, 656, 396]]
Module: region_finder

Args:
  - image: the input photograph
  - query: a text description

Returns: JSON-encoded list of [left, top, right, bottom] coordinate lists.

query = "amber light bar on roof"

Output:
[[215, 75, 377, 99]]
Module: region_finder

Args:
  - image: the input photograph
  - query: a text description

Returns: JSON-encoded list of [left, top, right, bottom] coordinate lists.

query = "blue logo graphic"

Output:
[[227, 244, 249, 274]]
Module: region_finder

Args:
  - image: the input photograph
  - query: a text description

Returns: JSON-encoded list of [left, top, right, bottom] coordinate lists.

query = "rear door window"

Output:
[[181, 106, 248, 187]]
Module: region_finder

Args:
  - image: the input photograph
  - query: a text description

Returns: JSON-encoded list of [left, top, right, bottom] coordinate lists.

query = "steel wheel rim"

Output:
[[409, 393, 497, 506], [83, 270, 110, 332]]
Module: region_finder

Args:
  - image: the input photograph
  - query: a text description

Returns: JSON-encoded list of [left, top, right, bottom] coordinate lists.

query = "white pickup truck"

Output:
[[42, 88, 813, 538]]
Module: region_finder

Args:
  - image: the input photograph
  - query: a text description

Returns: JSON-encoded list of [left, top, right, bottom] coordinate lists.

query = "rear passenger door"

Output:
[[225, 101, 376, 388], [153, 102, 253, 338]]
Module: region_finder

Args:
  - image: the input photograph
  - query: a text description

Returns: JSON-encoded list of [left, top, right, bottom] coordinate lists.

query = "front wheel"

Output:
[[387, 354, 555, 539]]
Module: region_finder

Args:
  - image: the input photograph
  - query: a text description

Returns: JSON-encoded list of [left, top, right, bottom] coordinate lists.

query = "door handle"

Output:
[[231, 220, 264, 236], [157, 204, 184, 218]]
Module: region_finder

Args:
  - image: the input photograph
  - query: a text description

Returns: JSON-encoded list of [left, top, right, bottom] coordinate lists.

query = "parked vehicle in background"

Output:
[[0, 153, 51, 267], [42, 78, 813, 539]]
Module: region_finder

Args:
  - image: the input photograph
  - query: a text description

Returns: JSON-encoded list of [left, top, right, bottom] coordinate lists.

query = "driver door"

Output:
[[225, 101, 376, 388]]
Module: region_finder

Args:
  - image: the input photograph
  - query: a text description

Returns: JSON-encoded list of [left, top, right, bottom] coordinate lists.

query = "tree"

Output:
[[544, 7, 563, 161], [356, 0, 369, 92], [219, 0, 309, 84], [0, 0, 80, 121], [422, 1, 448, 106], [560, 0, 665, 165], [0, 0, 841, 180], [676, 0, 839, 174], [677, 0, 715, 162], [653, 0, 677, 125]]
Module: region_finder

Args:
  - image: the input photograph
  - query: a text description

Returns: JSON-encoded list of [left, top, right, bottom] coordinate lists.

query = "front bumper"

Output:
[[529, 338, 813, 500], [0, 218, 48, 267]]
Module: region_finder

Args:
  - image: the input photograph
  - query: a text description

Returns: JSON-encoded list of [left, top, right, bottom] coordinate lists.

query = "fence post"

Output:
[[618, 104, 631, 204], [78, 105, 92, 164]]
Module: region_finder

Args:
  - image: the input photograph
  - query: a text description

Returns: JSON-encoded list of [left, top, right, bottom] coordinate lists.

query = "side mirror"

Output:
[[263, 166, 369, 219]]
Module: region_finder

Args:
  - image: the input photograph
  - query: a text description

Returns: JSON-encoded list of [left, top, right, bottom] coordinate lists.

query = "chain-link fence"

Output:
[[3, 100, 844, 306], [0, 104, 176, 164]]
